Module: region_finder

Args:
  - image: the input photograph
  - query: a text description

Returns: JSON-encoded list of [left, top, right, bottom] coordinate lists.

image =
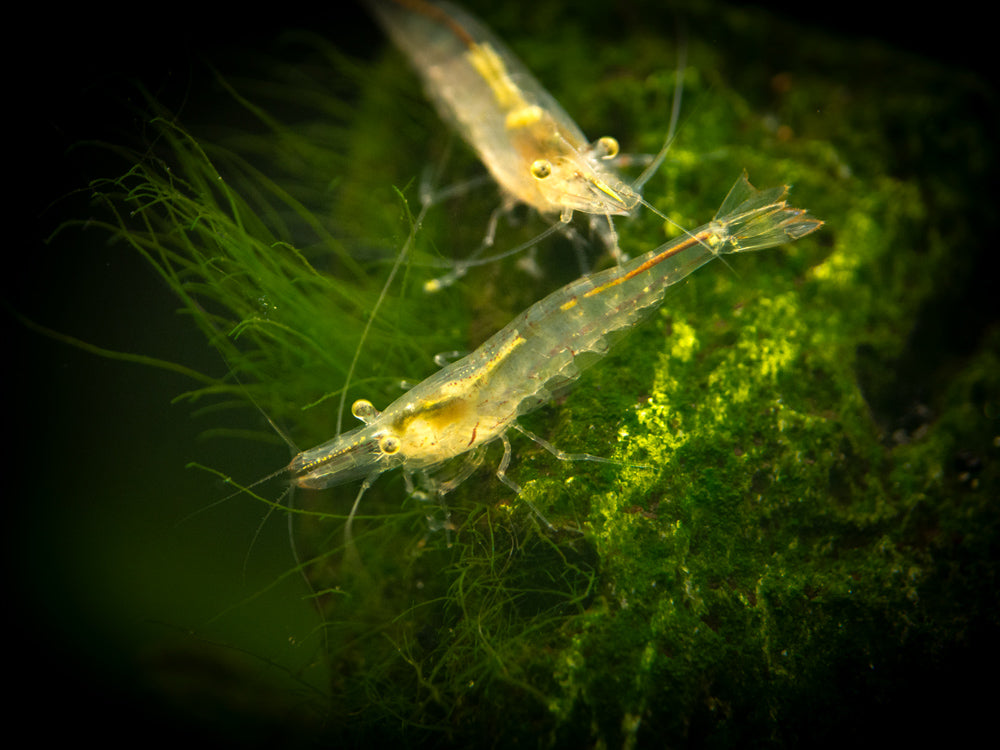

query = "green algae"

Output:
[[55, 0, 997, 745]]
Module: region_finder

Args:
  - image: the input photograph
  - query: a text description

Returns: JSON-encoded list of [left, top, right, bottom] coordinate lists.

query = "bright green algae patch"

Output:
[[80, 0, 996, 746]]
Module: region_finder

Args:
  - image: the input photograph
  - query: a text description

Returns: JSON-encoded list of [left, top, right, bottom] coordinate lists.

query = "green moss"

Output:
[[69, 0, 996, 745]]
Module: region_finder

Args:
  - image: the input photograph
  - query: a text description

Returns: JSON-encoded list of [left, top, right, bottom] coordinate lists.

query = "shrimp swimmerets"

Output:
[[287, 173, 821, 539], [365, 0, 684, 289]]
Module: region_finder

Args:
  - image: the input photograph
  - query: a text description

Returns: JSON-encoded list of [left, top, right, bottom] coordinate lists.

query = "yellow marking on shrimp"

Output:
[[505, 105, 544, 130], [466, 45, 548, 134], [590, 175, 631, 206], [387, 335, 528, 465], [391, 1, 546, 137], [434, 331, 527, 403], [373, 332, 528, 460], [480, 330, 527, 372], [467, 42, 530, 113], [393, 393, 474, 438], [558, 230, 714, 312]]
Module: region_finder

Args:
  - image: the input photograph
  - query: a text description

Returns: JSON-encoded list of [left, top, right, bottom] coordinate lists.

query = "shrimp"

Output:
[[287, 173, 821, 539], [364, 0, 684, 290]]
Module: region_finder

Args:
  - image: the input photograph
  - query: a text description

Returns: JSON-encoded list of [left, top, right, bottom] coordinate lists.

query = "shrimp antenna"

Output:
[[223, 378, 314, 593], [195, 319, 314, 591], [336, 191, 433, 435], [342, 473, 381, 566], [177, 461, 292, 526], [633, 23, 688, 193]]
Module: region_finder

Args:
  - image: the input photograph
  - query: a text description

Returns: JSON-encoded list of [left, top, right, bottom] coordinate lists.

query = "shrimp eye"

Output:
[[597, 136, 619, 159], [530, 159, 552, 179], [352, 399, 379, 424], [379, 435, 401, 455]]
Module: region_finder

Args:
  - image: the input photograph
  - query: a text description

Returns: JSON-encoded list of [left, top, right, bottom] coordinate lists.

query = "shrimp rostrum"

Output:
[[365, 0, 682, 286], [288, 174, 821, 536]]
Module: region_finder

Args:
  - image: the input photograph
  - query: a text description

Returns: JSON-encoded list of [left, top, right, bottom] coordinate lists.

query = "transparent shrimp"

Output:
[[365, 0, 685, 290], [287, 173, 822, 541]]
